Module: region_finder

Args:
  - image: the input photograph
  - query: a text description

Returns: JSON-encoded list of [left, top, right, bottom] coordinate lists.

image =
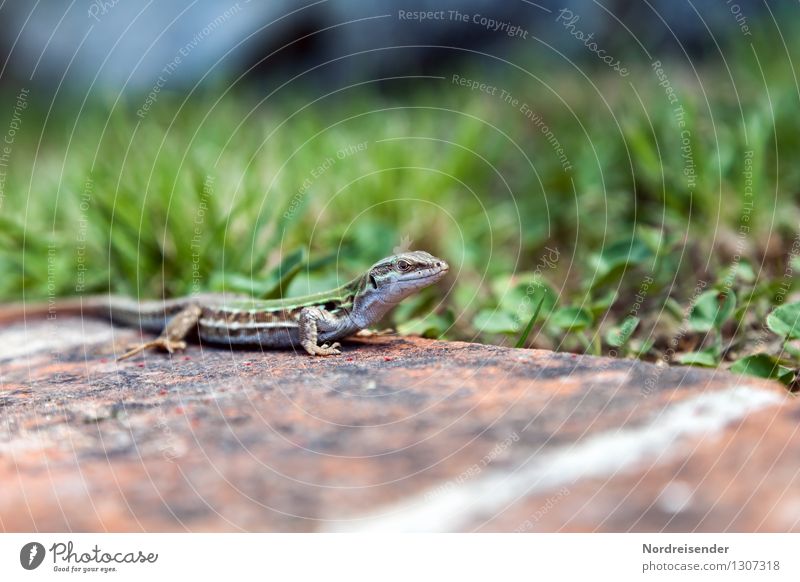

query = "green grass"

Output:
[[2, 30, 800, 388]]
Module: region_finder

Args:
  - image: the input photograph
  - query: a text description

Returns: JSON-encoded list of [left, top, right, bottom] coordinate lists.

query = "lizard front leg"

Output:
[[298, 306, 344, 356], [118, 304, 202, 360]]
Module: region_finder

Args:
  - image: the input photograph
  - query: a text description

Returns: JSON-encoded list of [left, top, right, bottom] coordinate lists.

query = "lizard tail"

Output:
[[0, 297, 108, 326]]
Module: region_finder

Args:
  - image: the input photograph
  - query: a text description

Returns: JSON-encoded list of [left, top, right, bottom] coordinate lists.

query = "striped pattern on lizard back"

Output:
[[199, 296, 355, 347], [103, 285, 359, 348], [1, 251, 449, 358]]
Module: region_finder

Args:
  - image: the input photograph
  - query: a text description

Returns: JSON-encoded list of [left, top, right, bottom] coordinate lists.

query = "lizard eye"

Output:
[[369, 274, 378, 289], [396, 260, 411, 272]]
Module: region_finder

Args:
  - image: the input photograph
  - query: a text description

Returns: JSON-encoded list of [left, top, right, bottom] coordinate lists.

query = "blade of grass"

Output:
[[514, 293, 545, 349]]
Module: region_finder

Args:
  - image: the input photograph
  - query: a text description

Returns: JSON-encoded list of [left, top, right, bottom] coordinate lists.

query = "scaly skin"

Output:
[[0, 251, 449, 358]]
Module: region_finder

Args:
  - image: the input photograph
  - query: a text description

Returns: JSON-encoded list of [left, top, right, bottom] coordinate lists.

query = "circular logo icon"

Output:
[[20, 542, 46, 570]]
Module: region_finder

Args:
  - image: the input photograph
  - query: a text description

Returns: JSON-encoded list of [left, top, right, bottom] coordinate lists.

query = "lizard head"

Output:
[[363, 250, 449, 304]]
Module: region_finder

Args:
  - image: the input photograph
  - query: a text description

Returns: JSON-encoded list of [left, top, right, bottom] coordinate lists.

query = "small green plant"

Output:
[[550, 305, 597, 353], [766, 302, 800, 347], [721, 301, 800, 388], [678, 290, 737, 367], [605, 315, 640, 355], [730, 354, 795, 385]]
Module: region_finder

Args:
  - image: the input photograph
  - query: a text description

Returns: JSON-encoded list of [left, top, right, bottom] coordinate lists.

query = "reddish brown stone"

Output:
[[475, 403, 800, 533], [0, 317, 795, 531]]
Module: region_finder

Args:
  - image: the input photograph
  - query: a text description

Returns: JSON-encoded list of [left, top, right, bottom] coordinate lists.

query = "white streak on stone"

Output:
[[325, 385, 784, 532]]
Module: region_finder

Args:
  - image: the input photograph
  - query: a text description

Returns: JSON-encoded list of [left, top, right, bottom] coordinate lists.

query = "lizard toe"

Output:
[[318, 343, 342, 356], [163, 339, 187, 354], [119, 337, 187, 360], [309, 344, 342, 356]]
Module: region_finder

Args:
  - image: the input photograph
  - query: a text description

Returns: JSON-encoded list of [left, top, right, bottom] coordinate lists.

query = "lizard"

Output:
[[0, 251, 449, 358]]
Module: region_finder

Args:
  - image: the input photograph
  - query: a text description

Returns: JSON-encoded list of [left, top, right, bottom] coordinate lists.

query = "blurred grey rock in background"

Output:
[[0, 0, 766, 93]]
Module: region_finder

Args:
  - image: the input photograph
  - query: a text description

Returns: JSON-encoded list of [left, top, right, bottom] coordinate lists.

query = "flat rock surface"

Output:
[[0, 317, 797, 532]]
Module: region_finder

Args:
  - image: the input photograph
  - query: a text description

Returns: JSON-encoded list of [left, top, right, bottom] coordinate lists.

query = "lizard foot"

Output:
[[118, 338, 188, 361], [302, 341, 342, 356]]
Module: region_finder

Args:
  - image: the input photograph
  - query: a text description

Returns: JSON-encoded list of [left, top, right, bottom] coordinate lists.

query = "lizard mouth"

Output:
[[403, 263, 449, 283]]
